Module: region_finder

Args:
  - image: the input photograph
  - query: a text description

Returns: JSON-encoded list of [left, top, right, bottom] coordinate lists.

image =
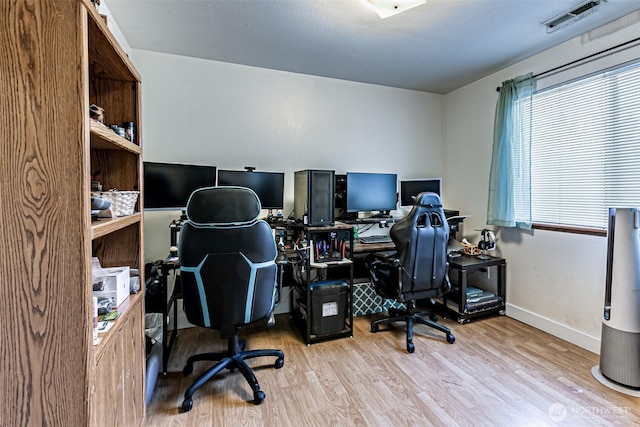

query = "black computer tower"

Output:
[[294, 169, 335, 226]]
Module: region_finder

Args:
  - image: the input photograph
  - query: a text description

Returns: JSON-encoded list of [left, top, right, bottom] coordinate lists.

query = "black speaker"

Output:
[[294, 169, 335, 226]]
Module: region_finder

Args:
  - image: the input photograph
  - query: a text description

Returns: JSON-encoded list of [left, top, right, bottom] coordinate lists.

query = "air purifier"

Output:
[[592, 207, 640, 396]]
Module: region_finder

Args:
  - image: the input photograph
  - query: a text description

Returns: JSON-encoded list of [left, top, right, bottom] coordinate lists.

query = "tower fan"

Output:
[[591, 207, 640, 396]]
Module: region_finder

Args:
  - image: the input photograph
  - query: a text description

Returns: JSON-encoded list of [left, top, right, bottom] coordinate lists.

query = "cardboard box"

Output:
[[94, 266, 130, 307]]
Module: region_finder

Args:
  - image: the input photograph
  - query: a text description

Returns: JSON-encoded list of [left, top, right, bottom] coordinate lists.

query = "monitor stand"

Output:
[[371, 210, 392, 219], [336, 211, 357, 221]]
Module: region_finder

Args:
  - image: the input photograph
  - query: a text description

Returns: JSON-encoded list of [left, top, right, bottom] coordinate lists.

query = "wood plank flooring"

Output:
[[145, 314, 640, 426]]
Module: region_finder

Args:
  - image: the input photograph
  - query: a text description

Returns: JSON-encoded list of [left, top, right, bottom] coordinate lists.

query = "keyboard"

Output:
[[359, 235, 393, 244]]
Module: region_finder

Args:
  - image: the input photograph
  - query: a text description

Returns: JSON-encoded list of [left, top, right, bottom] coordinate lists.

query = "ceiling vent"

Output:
[[542, 0, 605, 33]]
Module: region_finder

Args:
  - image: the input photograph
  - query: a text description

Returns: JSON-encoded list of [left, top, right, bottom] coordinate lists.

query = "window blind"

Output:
[[515, 60, 640, 229]]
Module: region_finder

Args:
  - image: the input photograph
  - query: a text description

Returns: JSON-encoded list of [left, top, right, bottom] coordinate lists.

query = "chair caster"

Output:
[[181, 398, 193, 413], [253, 390, 266, 405], [407, 341, 415, 353], [429, 312, 438, 321], [446, 333, 456, 344], [371, 324, 379, 333], [267, 313, 276, 327], [183, 363, 193, 376], [274, 356, 284, 369]]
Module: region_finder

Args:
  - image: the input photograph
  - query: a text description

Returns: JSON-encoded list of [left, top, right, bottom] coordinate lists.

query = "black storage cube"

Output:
[[310, 280, 348, 335]]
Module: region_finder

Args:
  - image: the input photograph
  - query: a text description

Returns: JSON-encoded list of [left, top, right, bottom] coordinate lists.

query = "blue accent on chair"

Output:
[[239, 253, 276, 324], [180, 257, 211, 328]]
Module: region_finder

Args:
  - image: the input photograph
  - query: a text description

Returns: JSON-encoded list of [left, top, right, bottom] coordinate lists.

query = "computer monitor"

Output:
[[346, 172, 397, 215], [143, 162, 217, 210], [217, 170, 285, 210], [399, 178, 442, 207]]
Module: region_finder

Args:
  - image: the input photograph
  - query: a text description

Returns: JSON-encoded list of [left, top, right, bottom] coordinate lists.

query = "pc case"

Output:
[[294, 169, 335, 226]]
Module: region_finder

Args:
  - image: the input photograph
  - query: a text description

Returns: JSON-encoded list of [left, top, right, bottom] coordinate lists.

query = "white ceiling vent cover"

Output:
[[542, 0, 605, 33]]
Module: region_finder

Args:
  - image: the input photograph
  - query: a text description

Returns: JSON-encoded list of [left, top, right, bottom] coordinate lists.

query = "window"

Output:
[[514, 60, 640, 230]]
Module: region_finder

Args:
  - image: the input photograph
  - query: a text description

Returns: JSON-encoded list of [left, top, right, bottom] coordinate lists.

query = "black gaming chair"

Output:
[[178, 186, 284, 412], [366, 192, 455, 353]]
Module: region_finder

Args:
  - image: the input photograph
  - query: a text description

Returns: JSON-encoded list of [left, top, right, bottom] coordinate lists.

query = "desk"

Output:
[[146, 260, 181, 375], [352, 241, 395, 254], [348, 241, 506, 323]]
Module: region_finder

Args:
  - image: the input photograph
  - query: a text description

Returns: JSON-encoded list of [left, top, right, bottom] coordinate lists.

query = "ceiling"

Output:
[[105, 0, 640, 94]]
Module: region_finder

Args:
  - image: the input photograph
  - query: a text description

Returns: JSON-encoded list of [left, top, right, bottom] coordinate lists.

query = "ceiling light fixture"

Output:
[[542, 0, 605, 34], [366, 0, 427, 19]]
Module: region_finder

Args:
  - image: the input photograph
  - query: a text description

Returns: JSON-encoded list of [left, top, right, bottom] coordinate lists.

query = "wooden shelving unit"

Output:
[[1, 1, 146, 425]]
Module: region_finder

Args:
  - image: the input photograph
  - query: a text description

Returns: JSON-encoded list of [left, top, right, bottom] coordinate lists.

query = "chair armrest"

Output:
[[364, 252, 400, 268], [365, 252, 402, 300], [274, 252, 288, 306]]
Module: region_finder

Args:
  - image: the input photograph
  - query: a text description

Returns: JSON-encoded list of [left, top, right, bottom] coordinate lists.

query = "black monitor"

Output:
[[217, 170, 285, 210], [399, 178, 442, 207], [143, 162, 217, 210], [346, 172, 397, 215]]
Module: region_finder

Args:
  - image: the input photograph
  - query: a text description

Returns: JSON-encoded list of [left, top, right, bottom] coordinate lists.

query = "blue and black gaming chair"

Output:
[[178, 186, 284, 412], [366, 192, 455, 353]]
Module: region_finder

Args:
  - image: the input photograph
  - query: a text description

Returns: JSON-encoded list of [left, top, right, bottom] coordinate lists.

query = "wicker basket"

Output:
[[92, 190, 139, 217]]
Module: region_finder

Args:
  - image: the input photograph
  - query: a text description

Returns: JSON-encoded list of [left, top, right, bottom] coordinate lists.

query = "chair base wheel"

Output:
[[253, 390, 266, 405], [407, 342, 415, 353], [274, 357, 284, 369], [183, 364, 193, 376], [446, 333, 456, 344], [371, 324, 379, 333], [181, 398, 193, 413]]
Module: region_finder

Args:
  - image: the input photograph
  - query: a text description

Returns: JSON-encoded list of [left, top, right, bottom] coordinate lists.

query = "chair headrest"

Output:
[[413, 192, 443, 208], [186, 186, 262, 226]]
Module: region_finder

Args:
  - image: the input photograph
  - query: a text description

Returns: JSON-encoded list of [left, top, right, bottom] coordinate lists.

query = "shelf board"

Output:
[[92, 213, 142, 240], [94, 292, 143, 362], [309, 259, 353, 268], [90, 120, 141, 154]]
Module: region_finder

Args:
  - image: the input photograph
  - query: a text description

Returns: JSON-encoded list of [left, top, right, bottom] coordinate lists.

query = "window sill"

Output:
[[532, 222, 606, 237]]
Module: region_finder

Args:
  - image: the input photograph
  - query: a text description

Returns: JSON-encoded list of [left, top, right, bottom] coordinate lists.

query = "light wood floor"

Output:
[[145, 314, 639, 426]]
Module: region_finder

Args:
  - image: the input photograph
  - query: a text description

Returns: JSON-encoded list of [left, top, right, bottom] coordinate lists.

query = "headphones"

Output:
[[478, 230, 496, 251]]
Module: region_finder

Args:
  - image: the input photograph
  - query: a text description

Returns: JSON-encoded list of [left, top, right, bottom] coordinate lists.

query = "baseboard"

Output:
[[506, 303, 601, 354]]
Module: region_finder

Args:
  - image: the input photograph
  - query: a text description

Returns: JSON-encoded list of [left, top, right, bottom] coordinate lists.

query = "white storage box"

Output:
[[93, 266, 130, 307]]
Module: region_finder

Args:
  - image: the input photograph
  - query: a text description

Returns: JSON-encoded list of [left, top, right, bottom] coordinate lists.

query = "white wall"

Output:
[[443, 12, 640, 353], [96, 1, 132, 56], [131, 50, 444, 263]]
